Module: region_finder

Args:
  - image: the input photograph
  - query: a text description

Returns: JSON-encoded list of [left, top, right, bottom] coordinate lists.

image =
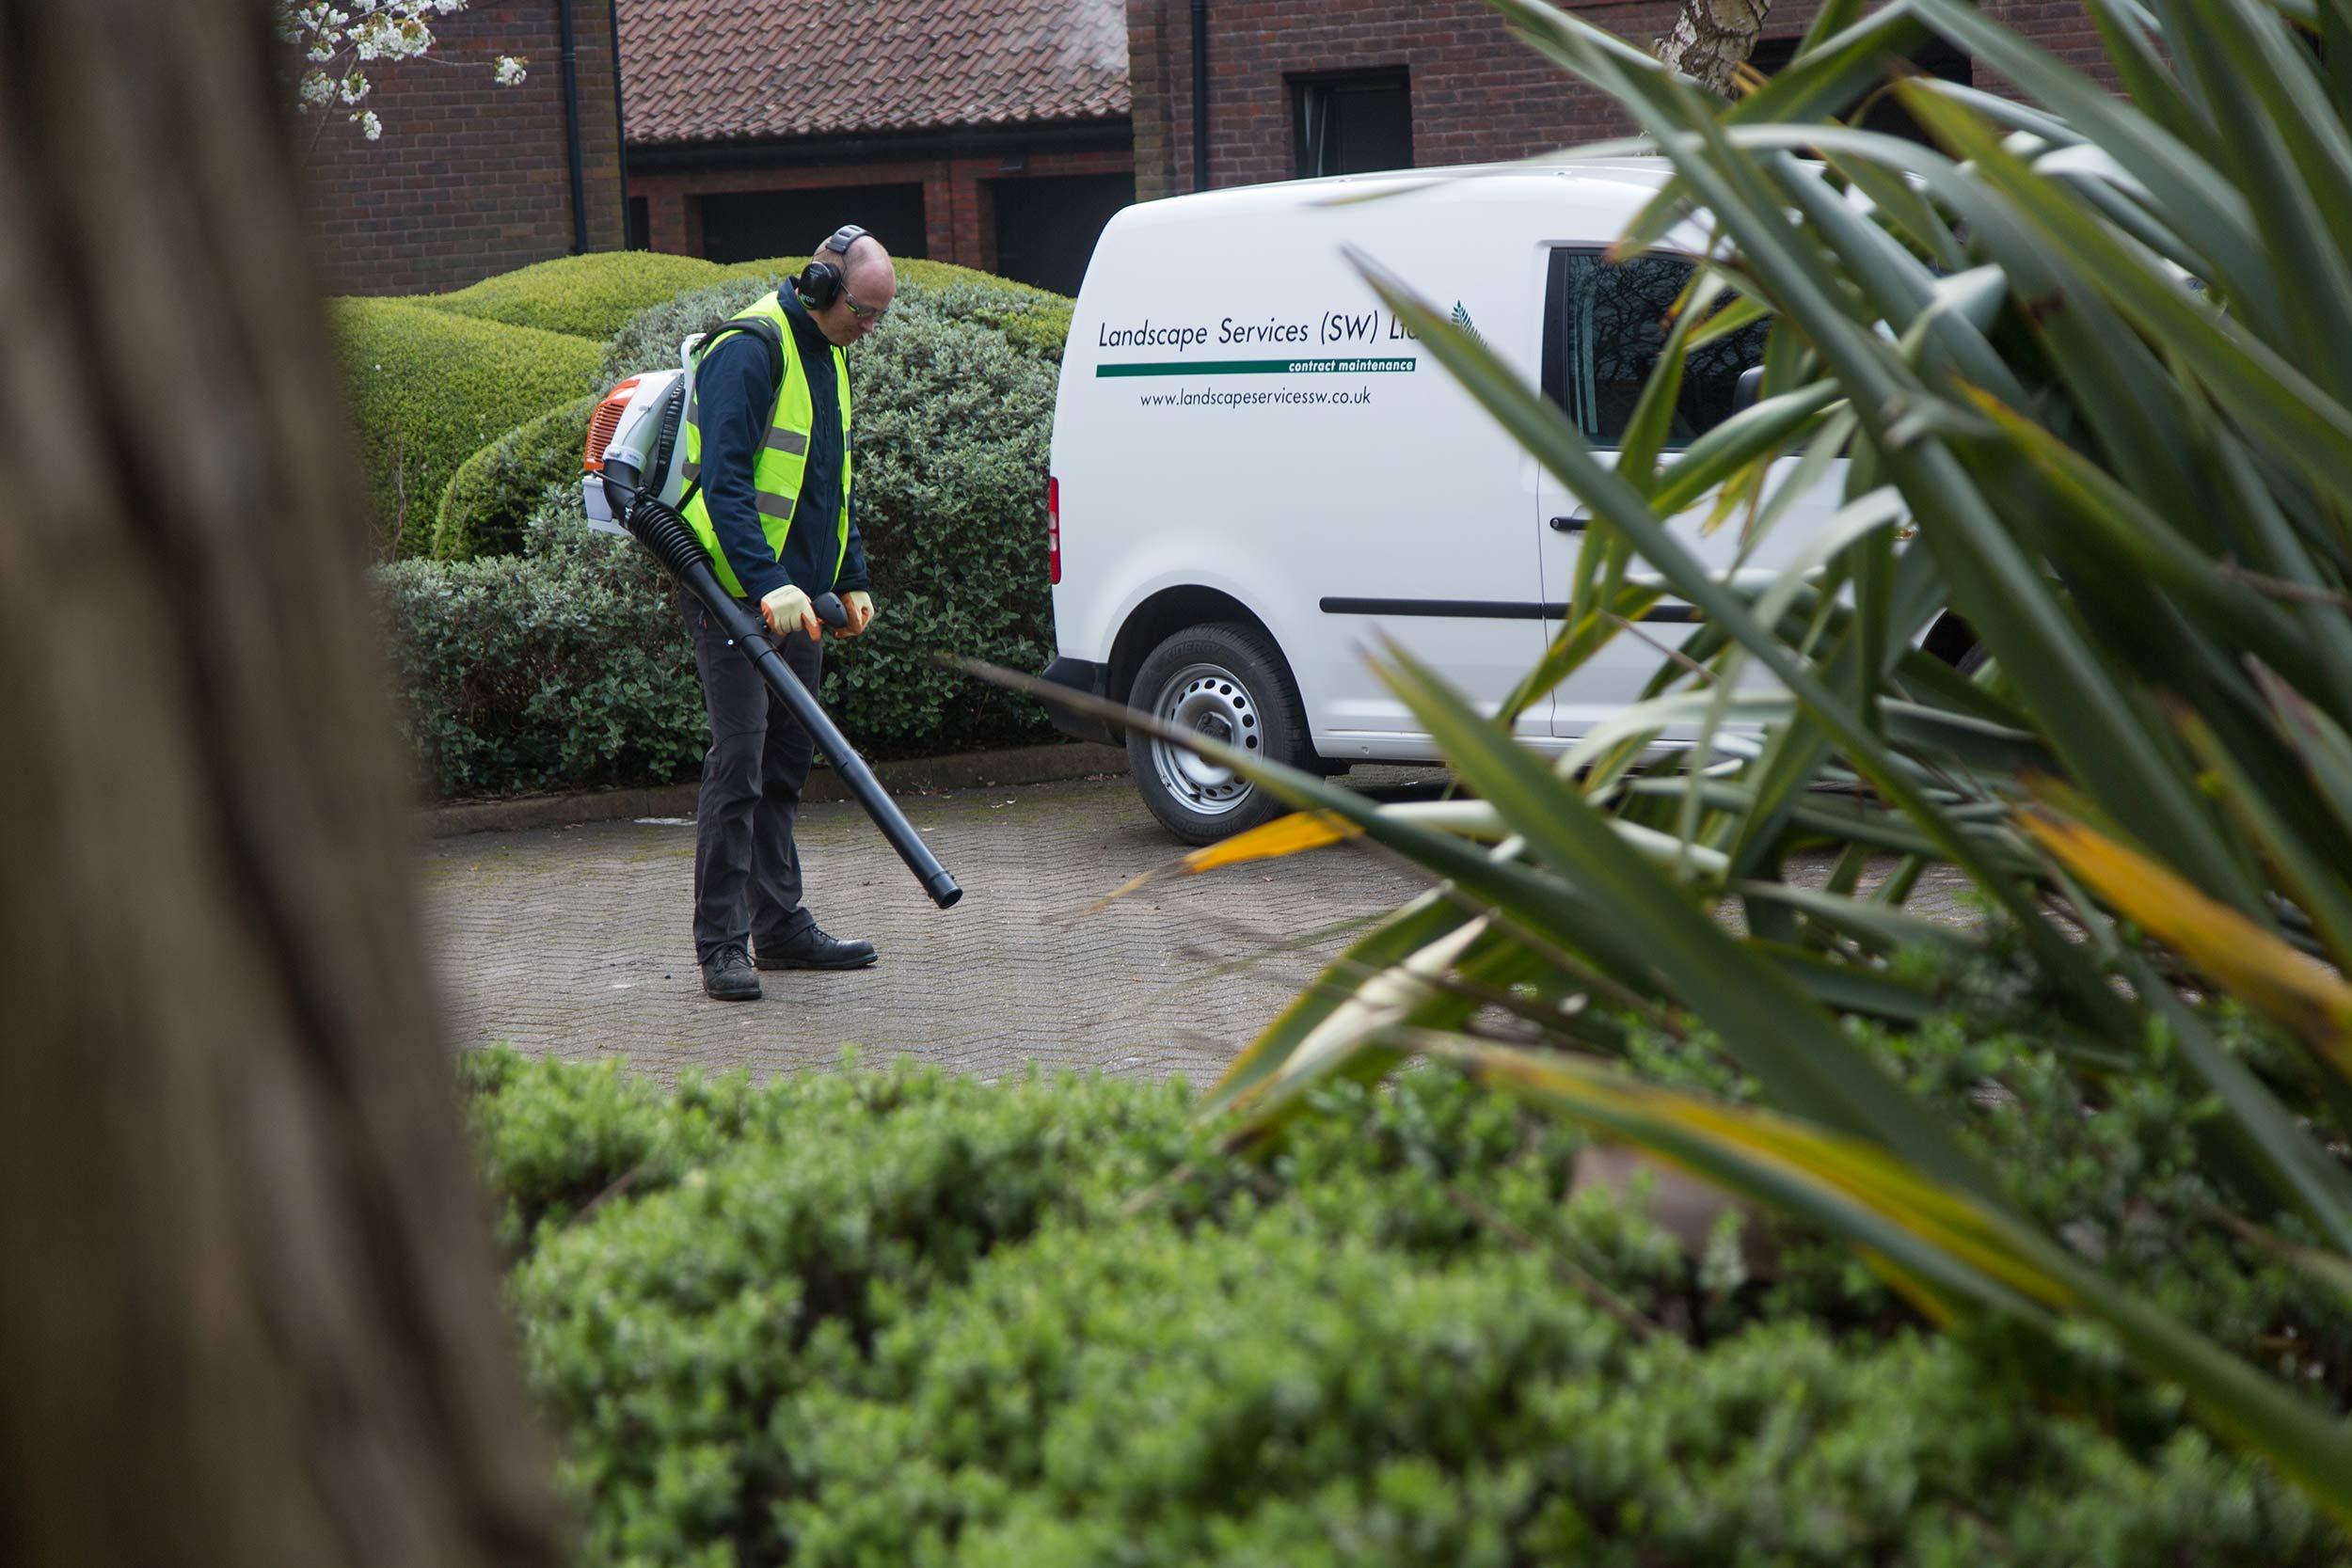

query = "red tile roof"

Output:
[[621, 0, 1130, 147]]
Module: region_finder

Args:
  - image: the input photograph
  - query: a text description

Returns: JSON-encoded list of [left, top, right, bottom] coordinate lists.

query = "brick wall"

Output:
[[1129, 0, 2122, 201], [297, 0, 628, 296]]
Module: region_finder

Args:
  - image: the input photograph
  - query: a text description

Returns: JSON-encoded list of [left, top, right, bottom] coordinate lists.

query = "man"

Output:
[[677, 224, 896, 1000]]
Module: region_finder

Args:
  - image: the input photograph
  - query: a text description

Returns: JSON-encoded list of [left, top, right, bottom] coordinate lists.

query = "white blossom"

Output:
[[277, 0, 525, 138]]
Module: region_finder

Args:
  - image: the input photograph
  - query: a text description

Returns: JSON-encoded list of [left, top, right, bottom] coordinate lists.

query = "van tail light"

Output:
[[1047, 476, 1062, 585], [583, 377, 641, 472]]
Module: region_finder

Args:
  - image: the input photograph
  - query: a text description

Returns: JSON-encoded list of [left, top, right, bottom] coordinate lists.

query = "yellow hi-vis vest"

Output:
[[678, 292, 854, 599]]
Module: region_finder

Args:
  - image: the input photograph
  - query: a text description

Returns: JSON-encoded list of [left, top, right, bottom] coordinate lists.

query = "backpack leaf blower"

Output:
[[583, 342, 961, 911]]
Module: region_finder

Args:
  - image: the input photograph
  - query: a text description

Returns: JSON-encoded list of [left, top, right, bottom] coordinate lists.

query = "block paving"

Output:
[[420, 770, 1977, 1085]]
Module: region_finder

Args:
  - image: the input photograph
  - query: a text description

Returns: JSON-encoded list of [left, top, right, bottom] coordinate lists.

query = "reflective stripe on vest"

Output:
[[678, 291, 854, 599]]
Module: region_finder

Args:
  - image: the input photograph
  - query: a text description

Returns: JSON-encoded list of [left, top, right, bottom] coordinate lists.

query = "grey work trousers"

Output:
[[683, 589, 825, 965]]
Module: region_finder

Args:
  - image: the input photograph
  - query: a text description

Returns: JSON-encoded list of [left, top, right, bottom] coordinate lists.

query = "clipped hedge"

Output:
[[719, 253, 1067, 299], [334, 298, 604, 557], [827, 295, 1061, 754], [463, 1050, 2344, 1568], [595, 271, 1073, 753], [385, 477, 1050, 799], [596, 266, 1072, 392], [376, 494, 706, 798], [433, 394, 598, 562], [416, 251, 732, 341], [369, 255, 1077, 793]]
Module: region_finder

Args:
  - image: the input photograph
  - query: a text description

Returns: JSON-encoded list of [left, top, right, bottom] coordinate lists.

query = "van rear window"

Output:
[[1542, 250, 1769, 450]]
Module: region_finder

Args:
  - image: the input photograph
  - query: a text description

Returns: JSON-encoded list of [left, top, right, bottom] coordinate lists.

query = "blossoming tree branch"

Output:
[[280, 0, 526, 140]]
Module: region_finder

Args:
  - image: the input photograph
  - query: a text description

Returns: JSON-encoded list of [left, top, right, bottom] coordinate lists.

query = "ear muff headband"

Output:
[[796, 224, 872, 310]]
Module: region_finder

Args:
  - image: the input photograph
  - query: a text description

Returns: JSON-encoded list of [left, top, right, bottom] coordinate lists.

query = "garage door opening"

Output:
[[697, 183, 930, 265], [991, 172, 1135, 296]]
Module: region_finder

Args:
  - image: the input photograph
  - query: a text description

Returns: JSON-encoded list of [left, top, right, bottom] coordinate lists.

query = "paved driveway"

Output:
[[420, 771, 1437, 1086], [420, 768, 1977, 1085]]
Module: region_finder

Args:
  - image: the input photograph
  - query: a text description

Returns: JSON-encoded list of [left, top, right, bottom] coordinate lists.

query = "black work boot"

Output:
[[755, 923, 878, 971], [701, 942, 761, 1000]]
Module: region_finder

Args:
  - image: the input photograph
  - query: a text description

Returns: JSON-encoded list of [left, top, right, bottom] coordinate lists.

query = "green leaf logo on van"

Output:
[[1451, 301, 1484, 346]]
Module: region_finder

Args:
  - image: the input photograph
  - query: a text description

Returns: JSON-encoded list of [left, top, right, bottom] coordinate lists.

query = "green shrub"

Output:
[[334, 298, 603, 558], [600, 268, 1072, 389], [882, 277, 1073, 366], [596, 276, 777, 392], [996, 300, 1074, 362], [467, 1053, 2343, 1568], [432, 394, 598, 562], [590, 273, 1069, 756], [822, 302, 1059, 754], [375, 472, 1053, 800], [368, 257, 1078, 794], [417, 250, 732, 341], [375, 490, 707, 797], [719, 254, 1063, 303]]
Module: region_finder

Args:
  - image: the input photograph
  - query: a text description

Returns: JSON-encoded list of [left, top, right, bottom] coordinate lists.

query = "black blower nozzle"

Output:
[[614, 480, 961, 911]]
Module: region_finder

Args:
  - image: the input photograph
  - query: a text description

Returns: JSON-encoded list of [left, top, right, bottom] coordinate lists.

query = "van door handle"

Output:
[[1549, 512, 1589, 532]]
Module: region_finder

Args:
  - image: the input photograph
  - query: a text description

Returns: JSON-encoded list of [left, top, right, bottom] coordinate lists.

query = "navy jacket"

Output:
[[694, 290, 871, 601]]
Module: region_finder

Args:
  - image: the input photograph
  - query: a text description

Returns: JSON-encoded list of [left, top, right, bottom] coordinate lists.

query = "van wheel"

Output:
[[1126, 623, 1310, 845]]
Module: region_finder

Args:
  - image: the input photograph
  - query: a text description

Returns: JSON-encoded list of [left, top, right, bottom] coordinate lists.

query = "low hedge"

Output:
[[415, 264, 1071, 585], [822, 290, 1061, 755], [371, 255, 1075, 792], [416, 251, 732, 341], [719, 254, 1068, 298], [593, 271, 1070, 755], [433, 394, 598, 562], [334, 298, 604, 558], [704, 259, 1074, 359], [376, 498, 707, 799], [464, 1046, 2346, 1568], [381, 481, 1052, 800], [596, 266, 1071, 392]]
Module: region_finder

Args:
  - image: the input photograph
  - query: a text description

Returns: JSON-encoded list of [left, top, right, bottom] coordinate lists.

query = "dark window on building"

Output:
[[696, 183, 930, 265], [1541, 250, 1770, 448], [991, 171, 1136, 296], [1291, 69, 1413, 179], [628, 197, 649, 251], [1745, 37, 1971, 144]]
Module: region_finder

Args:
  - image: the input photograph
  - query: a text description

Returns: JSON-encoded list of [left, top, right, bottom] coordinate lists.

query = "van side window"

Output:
[[1541, 250, 1769, 450]]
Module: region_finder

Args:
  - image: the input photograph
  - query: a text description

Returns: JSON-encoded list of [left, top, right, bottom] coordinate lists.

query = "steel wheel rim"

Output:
[[1148, 660, 1263, 816]]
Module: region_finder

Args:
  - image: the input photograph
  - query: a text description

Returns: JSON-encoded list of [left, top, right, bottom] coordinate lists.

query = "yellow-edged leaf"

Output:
[[1471, 1045, 2066, 1304], [1075, 810, 1359, 916], [2024, 807, 2352, 1077], [1182, 809, 1358, 872]]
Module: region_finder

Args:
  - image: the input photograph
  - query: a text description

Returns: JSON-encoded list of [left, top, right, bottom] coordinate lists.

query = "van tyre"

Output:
[[1127, 623, 1311, 845]]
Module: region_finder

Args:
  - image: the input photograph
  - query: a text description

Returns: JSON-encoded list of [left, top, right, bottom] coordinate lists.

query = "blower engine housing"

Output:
[[581, 325, 737, 531]]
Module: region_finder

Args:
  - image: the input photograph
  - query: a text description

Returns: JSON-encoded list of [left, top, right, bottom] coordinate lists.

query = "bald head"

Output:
[[808, 230, 897, 347], [840, 232, 893, 291]]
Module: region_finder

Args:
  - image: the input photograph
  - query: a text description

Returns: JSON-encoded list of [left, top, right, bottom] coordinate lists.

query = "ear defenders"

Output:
[[796, 224, 870, 310]]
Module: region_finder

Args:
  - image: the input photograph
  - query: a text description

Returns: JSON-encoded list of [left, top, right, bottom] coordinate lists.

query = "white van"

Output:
[[1041, 159, 1958, 842]]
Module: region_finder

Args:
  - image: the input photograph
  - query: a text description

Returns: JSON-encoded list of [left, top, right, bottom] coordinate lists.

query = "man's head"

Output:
[[800, 227, 897, 347]]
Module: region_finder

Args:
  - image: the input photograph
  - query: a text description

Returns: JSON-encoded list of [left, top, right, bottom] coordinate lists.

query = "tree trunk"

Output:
[[1653, 0, 1772, 97], [0, 4, 568, 1566]]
